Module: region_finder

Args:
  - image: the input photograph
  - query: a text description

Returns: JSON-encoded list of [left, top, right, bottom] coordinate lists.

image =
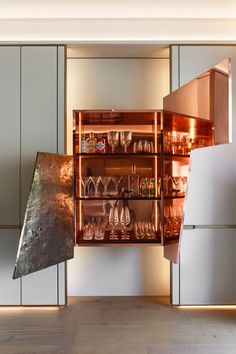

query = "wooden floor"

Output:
[[0, 297, 236, 354]]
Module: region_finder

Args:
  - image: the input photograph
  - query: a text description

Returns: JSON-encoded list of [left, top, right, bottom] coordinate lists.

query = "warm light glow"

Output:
[[177, 305, 236, 310], [189, 119, 195, 140], [154, 112, 158, 233], [79, 112, 82, 235], [0, 307, 60, 311]]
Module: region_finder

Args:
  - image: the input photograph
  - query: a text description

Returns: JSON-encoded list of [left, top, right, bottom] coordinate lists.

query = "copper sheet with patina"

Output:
[[13, 152, 74, 279]]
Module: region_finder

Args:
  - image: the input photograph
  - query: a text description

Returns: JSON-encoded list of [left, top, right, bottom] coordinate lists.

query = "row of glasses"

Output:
[[133, 140, 154, 153], [108, 131, 132, 153], [83, 223, 106, 240], [134, 221, 157, 240], [164, 131, 210, 155], [164, 176, 188, 196], [109, 201, 131, 240], [164, 205, 182, 238], [80, 176, 123, 196]]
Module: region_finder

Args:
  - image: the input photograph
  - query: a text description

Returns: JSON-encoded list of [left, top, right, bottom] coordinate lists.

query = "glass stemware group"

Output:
[[107, 131, 132, 153], [80, 176, 123, 196]]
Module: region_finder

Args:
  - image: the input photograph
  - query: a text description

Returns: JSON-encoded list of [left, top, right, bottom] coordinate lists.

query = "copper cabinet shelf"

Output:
[[76, 153, 161, 158], [76, 196, 161, 201], [164, 153, 190, 158], [76, 196, 184, 200]]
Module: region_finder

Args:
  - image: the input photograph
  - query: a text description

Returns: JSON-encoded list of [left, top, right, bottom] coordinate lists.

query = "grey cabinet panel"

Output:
[[21, 46, 58, 221], [0, 47, 20, 225], [58, 263, 66, 305], [19, 46, 66, 305], [57, 46, 65, 154], [0, 229, 21, 305], [22, 265, 57, 305], [180, 229, 236, 305]]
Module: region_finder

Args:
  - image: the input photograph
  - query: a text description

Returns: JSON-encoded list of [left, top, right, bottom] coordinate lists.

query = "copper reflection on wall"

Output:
[[13, 152, 74, 279]]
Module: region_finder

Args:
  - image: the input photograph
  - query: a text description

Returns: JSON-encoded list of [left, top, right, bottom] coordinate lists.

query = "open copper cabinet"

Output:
[[13, 60, 230, 278], [73, 109, 214, 263]]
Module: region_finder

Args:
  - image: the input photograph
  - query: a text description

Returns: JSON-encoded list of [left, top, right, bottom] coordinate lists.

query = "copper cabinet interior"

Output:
[[73, 109, 214, 262]]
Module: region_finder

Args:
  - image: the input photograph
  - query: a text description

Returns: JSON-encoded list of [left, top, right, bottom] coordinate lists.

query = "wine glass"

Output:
[[80, 176, 90, 196], [109, 203, 119, 240], [87, 176, 96, 195], [113, 176, 123, 196], [120, 131, 132, 153], [120, 203, 131, 240], [94, 176, 104, 196], [107, 131, 119, 153], [101, 176, 111, 196]]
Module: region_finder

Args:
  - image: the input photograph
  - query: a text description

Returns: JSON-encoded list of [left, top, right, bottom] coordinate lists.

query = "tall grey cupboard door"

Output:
[[20, 46, 65, 305], [171, 45, 236, 305], [180, 228, 236, 305], [0, 47, 21, 305], [0, 47, 20, 226], [0, 230, 21, 305]]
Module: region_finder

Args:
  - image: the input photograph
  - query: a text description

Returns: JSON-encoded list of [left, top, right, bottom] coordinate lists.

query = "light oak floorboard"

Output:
[[0, 297, 236, 353]]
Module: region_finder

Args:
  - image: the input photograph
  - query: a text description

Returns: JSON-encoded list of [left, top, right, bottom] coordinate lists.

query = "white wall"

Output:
[[67, 56, 170, 295]]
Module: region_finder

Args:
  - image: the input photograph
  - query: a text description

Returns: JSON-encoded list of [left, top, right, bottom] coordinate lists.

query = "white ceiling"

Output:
[[0, 0, 236, 19], [1, 1, 236, 43]]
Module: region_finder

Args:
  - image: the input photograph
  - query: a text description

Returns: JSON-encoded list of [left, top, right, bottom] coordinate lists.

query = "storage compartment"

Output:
[[73, 109, 213, 260]]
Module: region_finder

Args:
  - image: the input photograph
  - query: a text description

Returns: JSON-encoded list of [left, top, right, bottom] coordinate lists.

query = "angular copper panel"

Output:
[[13, 152, 74, 279]]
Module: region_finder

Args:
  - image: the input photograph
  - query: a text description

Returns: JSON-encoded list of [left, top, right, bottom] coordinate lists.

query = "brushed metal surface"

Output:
[[13, 152, 74, 279]]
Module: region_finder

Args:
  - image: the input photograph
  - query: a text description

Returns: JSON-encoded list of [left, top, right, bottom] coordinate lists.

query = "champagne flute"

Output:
[[109, 203, 119, 240], [107, 131, 119, 153], [120, 202, 131, 240], [120, 131, 132, 153]]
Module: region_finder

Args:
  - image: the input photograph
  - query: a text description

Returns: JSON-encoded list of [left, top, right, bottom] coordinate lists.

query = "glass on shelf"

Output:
[[120, 131, 132, 153], [107, 131, 119, 153]]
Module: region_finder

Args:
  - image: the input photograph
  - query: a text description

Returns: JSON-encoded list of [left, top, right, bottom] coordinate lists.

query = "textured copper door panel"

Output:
[[13, 152, 74, 279]]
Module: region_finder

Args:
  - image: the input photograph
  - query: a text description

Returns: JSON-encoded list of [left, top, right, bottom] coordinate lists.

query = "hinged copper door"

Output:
[[13, 152, 74, 279]]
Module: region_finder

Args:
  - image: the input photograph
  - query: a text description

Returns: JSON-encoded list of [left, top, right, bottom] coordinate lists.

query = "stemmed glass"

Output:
[[107, 131, 119, 153], [101, 176, 111, 196], [120, 202, 131, 240], [87, 176, 96, 195], [108, 202, 119, 240], [114, 176, 123, 196], [94, 176, 104, 196], [80, 176, 90, 196], [120, 131, 132, 153]]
